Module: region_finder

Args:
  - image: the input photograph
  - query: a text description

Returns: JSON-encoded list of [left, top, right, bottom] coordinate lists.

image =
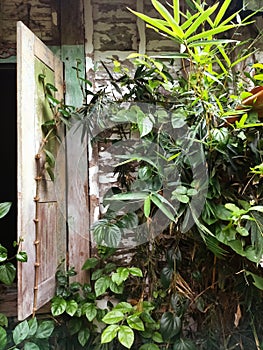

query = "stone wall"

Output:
[[0, 0, 60, 58]]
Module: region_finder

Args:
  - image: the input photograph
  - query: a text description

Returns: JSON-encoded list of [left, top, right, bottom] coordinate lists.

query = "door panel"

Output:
[[17, 21, 66, 320]]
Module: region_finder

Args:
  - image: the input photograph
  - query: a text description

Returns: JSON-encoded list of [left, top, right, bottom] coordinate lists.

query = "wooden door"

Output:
[[17, 21, 67, 320]]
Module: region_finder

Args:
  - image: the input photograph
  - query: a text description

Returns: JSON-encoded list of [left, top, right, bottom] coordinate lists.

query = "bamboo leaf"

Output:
[[187, 25, 235, 43], [184, 4, 218, 39], [214, 0, 232, 26], [151, 0, 184, 38], [173, 0, 180, 23], [128, 8, 183, 42]]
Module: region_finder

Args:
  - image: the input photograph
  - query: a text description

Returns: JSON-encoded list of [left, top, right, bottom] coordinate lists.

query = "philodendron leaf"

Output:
[[160, 311, 181, 339], [173, 338, 197, 350], [51, 296, 67, 316], [102, 310, 125, 324], [13, 320, 29, 345], [0, 326, 7, 350], [0, 202, 11, 218], [0, 262, 16, 285]]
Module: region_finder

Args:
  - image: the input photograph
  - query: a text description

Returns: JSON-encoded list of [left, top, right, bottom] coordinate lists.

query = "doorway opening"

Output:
[[0, 64, 17, 257]]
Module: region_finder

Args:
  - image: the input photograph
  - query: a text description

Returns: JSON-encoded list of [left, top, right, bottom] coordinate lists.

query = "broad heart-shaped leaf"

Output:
[[127, 315, 145, 331], [51, 296, 67, 316], [0, 202, 11, 218], [35, 320, 54, 339], [139, 344, 160, 350], [82, 257, 99, 270], [66, 300, 78, 316], [113, 302, 133, 313], [137, 111, 154, 137], [128, 267, 143, 277], [103, 224, 122, 248], [173, 338, 197, 350], [160, 266, 174, 289], [94, 276, 110, 297], [112, 267, 129, 285], [68, 318, 82, 336], [82, 302, 97, 322], [13, 320, 30, 345], [0, 245, 7, 263], [0, 326, 7, 350], [101, 324, 119, 344], [24, 342, 40, 350], [78, 328, 90, 347], [160, 312, 181, 339], [102, 310, 125, 325], [118, 325, 134, 349], [0, 262, 16, 285], [27, 317, 38, 337]]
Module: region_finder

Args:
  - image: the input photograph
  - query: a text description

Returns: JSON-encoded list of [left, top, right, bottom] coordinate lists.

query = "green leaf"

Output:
[[137, 112, 154, 137], [0, 202, 11, 219], [109, 280, 124, 294], [95, 276, 110, 297], [101, 325, 119, 344], [128, 8, 183, 43], [82, 302, 97, 322], [66, 300, 78, 316], [51, 296, 67, 316], [160, 312, 181, 339], [108, 192, 148, 201], [0, 326, 7, 350], [151, 0, 184, 37], [102, 310, 125, 324], [184, 4, 218, 38], [28, 317, 38, 337], [214, 0, 232, 25], [68, 318, 82, 336], [144, 195, 151, 217], [245, 271, 263, 290], [173, 0, 180, 23], [78, 328, 90, 347], [16, 251, 28, 262], [104, 224, 122, 248], [128, 267, 143, 277], [43, 149, 56, 168], [151, 193, 175, 222], [0, 262, 16, 285], [0, 314, 8, 328], [0, 245, 7, 263], [118, 325, 134, 349], [13, 320, 30, 345], [127, 315, 145, 331], [35, 320, 54, 339], [187, 25, 235, 43], [82, 257, 99, 270], [24, 342, 40, 350], [173, 338, 197, 350], [152, 331, 163, 343], [112, 267, 129, 285], [113, 302, 133, 313], [139, 344, 160, 350]]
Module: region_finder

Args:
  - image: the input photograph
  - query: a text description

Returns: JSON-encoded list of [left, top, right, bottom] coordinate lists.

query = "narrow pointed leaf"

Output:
[[151, 0, 184, 37], [214, 0, 232, 25], [184, 4, 218, 38], [173, 0, 180, 23], [187, 25, 235, 43]]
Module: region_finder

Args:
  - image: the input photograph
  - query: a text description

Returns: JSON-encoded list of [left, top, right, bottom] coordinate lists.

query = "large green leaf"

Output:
[[0, 245, 7, 263], [173, 338, 197, 350], [95, 276, 110, 297], [13, 320, 30, 345], [102, 310, 125, 324], [101, 325, 119, 344], [78, 328, 90, 347], [82, 302, 97, 322], [0, 262, 16, 285], [127, 315, 145, 331], [0, 326, 7, 350], [160, 312, 181, 339], [118, 325, 134, 349], [51, 296, 67, 316], [24, 342, 40, 350], [81, 257, 99, 270], [35, 321, 54, 339], [66, 300, 78, 317]]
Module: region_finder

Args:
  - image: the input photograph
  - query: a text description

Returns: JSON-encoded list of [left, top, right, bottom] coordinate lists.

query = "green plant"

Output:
[[68, 0, 263, 348]]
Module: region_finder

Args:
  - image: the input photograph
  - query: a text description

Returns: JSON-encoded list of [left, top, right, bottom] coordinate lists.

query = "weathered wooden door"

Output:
[[17, 21, 90, 321], [17, 21, 67, 320]]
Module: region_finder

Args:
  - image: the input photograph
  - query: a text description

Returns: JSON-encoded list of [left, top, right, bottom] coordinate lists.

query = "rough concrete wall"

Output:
[[0, 0, 60, 58]]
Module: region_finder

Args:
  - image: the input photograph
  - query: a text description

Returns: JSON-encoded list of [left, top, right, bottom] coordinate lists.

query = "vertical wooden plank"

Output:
[[17, 21, 67, 320]]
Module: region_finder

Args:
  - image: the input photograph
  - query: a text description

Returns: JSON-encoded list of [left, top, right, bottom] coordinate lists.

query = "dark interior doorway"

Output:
[[0, 64, 17, 257]]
